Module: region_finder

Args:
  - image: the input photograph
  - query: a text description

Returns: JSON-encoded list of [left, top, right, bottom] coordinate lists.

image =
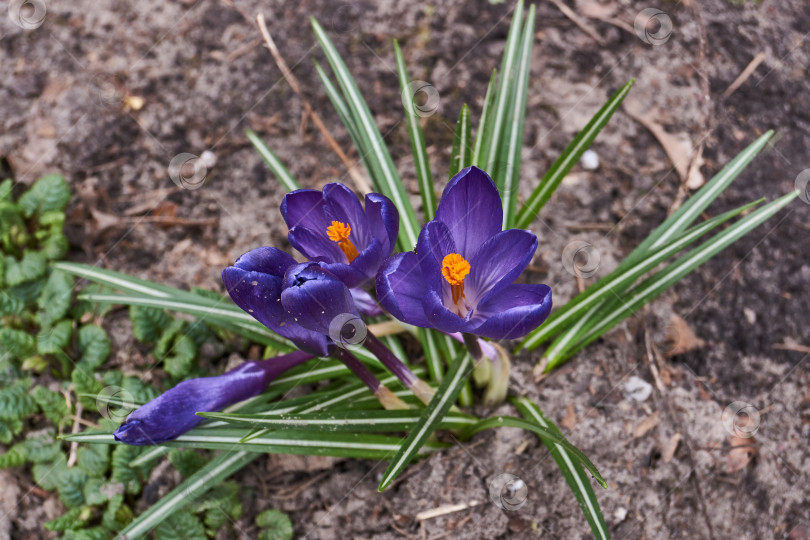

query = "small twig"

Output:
[[227, 37, 262, 63], [772, 343, 810, 354], [415, 501, 482, 521], [548, 0, 605, 45], [255, 13, 373, 194], [724, 52, 766, 98], [66, 399, 83, 468]]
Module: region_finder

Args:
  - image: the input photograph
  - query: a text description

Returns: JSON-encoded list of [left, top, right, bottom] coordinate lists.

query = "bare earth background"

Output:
[[2, 0, 810, 538]]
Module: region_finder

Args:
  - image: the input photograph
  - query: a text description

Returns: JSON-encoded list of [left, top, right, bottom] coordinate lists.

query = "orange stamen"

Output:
[[326, 221, 359, 262], [441, 253, 470, 305]]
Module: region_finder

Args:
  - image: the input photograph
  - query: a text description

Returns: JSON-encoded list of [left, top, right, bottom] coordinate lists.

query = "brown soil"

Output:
[[2, 0, 809, 538]]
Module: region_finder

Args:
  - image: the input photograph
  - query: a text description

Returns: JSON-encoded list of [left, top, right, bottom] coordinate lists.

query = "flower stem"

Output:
[[254, 350, 314, 380], [462, 333, 483, 361], [363, 333, 435, 405], [331, 347, 409, 410]]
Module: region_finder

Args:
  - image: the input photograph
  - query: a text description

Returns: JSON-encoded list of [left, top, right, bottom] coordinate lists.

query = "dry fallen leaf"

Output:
[[662, 433, 682, 463], [633, 411, 661, 439], [725, 436, 757, 473], [664, 313, 706, 357], [561, 404, 578, 430], [624, 98, 705, 189]]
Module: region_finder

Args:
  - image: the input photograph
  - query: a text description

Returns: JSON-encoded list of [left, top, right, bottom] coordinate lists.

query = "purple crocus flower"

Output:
[[222, 247, 333, 356], [280, 262, 366, 348], [281, 183, 399, 288], [376, 166, 552, 340], [114, 351, 312, 445]]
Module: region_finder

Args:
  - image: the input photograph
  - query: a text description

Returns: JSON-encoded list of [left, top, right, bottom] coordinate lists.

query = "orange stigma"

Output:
[[441, 253, 470, 305], [326, 221, 359, 262]]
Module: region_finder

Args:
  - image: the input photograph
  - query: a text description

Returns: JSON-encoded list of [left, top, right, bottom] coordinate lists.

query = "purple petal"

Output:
[[469, 284, 552, 340], [222, 266, 286, 331], [318, 261, 368, 289], [288, 225, 346, 263], [346, 237, 384, 284], [434, 167, 503, 260], [232, 246, 296, 277], [421, 289, 466, 334], [466, 229, 538, 306], [281, 263, 359, 336], [351, 288, 383, 316], [222, 260, 332, 356], [323, 183, 371, 248], [376, 252, 430, 328], [114, 352, 312, 444], [281, 189, 330, 233], [415, 220, 456, 291], [365, 192, 399, 256]]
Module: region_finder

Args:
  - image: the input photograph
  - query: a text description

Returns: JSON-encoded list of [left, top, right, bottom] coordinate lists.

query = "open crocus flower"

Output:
[[222, 247, 333, 356], [114, 351, 312, 445], [376, 166, 552, 340], [281, 183, 399, 288]]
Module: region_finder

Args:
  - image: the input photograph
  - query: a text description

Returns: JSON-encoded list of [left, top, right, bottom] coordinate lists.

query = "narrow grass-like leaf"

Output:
[[394, 40, 436, 220], [54, 262, 176, 299], [245, 129, 301, 192], [129, 446, 171, 468], [516, 80, 634, 228], [64, 430, 448, 460], [520, 198, 764, 350], [117, 450, 257, 539], [472, 70, 498, 167], [500, 4, 535, 228], [78, 293, 294, 350], [378, 347, 473, 491], [460, 415, 607, 488], [626, 130, 774, 262], [481, 0, 525, 182], [543, 191, 797, 369], [418, 328, 445, 383], [512, 397, 609, 539], [238, 365, 427, 441], [314, 60, 362, 148], [199, 409, 478, 432], [450, 104, 472, 178], [311, 17, 420, 248]]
